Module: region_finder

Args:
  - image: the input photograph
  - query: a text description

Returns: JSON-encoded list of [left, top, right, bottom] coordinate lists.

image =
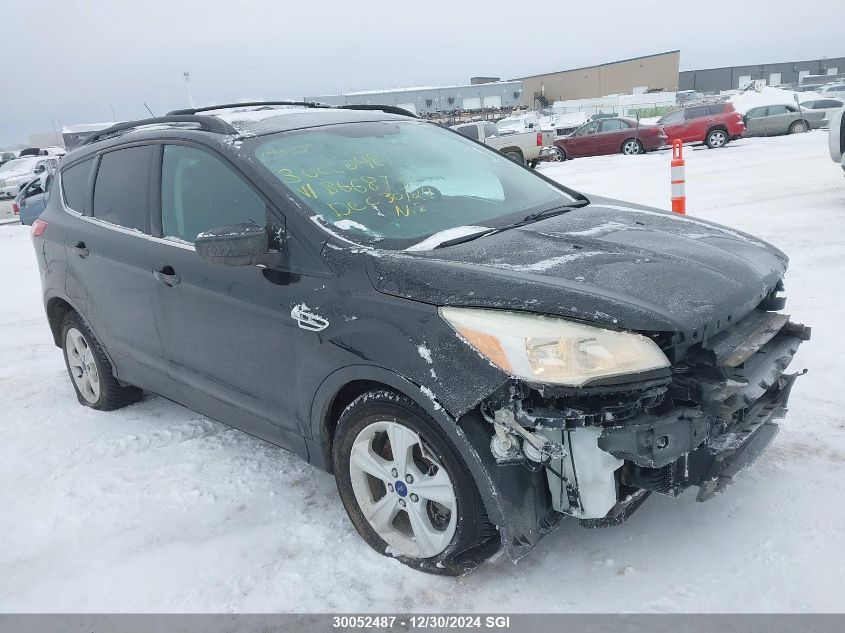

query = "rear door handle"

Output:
[[71, 241, 89, 258], [153, 265, 180, 287]]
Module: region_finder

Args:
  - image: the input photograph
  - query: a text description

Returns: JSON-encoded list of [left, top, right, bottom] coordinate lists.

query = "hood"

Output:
[[364, 198, 788, 340]]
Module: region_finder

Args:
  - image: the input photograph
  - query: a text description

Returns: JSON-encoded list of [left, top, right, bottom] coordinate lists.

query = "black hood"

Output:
[[364, 197, 788, 340]]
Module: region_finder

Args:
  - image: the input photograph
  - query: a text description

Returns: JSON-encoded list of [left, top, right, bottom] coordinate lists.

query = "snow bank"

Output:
[[729, 86, 824, 113]]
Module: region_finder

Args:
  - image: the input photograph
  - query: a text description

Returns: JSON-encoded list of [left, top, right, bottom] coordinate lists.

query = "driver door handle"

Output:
[[153, 265, 180, 287]]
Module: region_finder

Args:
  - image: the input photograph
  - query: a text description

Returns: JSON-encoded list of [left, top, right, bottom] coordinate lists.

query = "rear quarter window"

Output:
[[93, 146, 152, 233], [61, 158, 95, 213]]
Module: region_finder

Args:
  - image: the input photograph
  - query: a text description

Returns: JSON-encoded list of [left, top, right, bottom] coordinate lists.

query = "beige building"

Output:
[[519, 50, 680, 106]]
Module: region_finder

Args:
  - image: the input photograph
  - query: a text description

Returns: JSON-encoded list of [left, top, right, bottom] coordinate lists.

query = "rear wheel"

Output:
[[789, 120, 808, 134], [621, 139, 643, 155], [504, 150, 524, 164], [333, 389, 499, 575], [705, 128, 729, 148], [61, 312, 142, 410]]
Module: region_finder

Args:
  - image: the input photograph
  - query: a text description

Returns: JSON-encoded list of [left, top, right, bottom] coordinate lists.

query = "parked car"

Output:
[[18, 147, 45, 157], [1, 151, 16, 166], [818, 83, 845, 100], [800, 98, 845, 123], [657, 103, 745, 148], [451, 121, 554, 166], [33, 103, 809, 575], [0, 156, 58, 198], [742, 104, 827, 136], [552, 117, 667, 160], [13, 173, 52, 225], [830, 105, 844, 175], [42, 146, 67, 158]]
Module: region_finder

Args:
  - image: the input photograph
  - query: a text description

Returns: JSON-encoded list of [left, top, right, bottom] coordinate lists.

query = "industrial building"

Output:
[[306, 81, 524, 116], [518, 50, 680, 107], [679, 56, 845, 93]]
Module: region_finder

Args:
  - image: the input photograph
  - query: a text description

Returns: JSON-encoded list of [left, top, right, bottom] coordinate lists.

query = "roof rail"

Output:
[[78, 115, 238, 147], [340, 104, 417, 118], [167, 101, 329, 115]]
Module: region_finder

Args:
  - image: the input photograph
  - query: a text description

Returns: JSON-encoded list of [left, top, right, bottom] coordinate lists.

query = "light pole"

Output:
[[38, 112, 59, 142], [183, 71, 195, 108]]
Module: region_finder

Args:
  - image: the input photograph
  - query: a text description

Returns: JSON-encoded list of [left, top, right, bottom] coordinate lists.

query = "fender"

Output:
[[307, 364, 557, 561]]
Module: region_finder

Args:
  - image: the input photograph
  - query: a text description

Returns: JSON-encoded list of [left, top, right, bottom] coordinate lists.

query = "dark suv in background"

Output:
[[31, 102, 808, 575]]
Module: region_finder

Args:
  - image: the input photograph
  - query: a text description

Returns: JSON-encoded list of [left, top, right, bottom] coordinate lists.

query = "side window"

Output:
[[61, 157, 95, 212], [93, 146, 152, 233], [455, 125, 479, 140], [660, 109, 684, 124], [483, 123, 498, 138], [685, 106, 710, 120], [767, 105, 789, 116], [745, 108, 766, 119], [161, 145, 266, 243], [576, 121, 600, 136], [600, 119, 625, 132], [707, 104, 726, 115]]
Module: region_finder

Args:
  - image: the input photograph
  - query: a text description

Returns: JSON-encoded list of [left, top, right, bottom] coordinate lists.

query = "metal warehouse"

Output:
[[680, 56, 845, 92], [306, 81, 524, 116]]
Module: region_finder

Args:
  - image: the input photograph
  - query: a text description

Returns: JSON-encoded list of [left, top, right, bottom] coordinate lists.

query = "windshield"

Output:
[[0, 157, 38, 173], [251, 120, 576, 249]]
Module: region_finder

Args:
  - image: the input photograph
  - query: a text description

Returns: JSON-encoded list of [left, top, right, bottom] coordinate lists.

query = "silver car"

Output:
[[800, 98, 844, 124], [0, 156, 58, 198], [742, 104, 827, 137]]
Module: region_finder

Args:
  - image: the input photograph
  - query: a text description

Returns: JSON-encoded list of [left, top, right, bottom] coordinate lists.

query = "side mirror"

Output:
[[195, 222, 270, 266], [33, 165, 45, 174]]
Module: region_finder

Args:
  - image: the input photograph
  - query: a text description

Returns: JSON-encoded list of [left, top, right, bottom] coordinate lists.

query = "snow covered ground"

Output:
[[1, 130, 844, 613]]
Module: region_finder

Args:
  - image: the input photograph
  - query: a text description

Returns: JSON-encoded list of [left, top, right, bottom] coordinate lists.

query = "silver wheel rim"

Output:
[[349, 420, 458, 559], [792, 123, 805, 133], [551, 148, 564, 162], [65, 327, 101, 404], [623, 140, 640, 155], [710, 131, 726, 147]]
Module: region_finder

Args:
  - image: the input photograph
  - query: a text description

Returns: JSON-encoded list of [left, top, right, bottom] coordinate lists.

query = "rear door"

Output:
[[145, 142, 308, 439], [62, 145, 165, 388], [597, 119, 628, 154], [743, 107, 768, 136]]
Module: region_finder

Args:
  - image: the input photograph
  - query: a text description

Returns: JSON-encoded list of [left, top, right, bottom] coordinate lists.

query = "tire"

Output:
[[789, 120, 808, 134], [60, 311, 143, 410], [333, 389, 499, 575], [549, 147, 565, 162], [705, 128, 729, 149], [621, 139, 643, 155], [505, 151, 524, 164]]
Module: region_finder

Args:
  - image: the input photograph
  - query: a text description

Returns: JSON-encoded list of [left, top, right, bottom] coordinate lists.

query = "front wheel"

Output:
[[705, 128, 728, 148], [333, 389, 499, 575], [621, 139, 643, 155]]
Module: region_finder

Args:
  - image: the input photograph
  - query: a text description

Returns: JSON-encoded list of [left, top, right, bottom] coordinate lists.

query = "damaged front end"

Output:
[[476, 304, 810, 546]]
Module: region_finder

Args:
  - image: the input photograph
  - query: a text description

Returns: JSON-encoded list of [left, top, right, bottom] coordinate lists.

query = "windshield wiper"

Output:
[[430, 199, 590, 249]]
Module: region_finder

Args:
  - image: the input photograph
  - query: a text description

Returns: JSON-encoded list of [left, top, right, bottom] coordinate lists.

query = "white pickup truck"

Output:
[[830, 107, 845, 175], [450, 121, 555, 167]]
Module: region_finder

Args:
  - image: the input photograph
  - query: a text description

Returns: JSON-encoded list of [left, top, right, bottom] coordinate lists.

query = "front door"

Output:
[[146, 143, 308, 440], [565, 120, 600, 157], [596, 119, 628, 154]]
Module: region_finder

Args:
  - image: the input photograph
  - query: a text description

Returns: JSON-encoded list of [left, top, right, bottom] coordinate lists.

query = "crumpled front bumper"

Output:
[[492, 308, 810, 534]]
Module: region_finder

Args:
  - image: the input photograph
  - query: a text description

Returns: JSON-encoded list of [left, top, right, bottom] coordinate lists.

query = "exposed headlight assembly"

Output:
[[439, 307, 670, 387]]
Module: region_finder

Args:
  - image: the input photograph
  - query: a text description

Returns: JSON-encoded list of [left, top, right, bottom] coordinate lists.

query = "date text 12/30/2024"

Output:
[[333, 615, 512, 629]]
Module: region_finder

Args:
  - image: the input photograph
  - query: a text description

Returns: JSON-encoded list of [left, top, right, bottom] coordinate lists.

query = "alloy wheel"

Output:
[[622, 140, 641, 155], [65, 327, 100, 404], [348, 420, 458, 559]]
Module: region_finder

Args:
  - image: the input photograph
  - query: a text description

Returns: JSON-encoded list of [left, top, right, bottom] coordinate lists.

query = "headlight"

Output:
[[439, 307, 670, 387]]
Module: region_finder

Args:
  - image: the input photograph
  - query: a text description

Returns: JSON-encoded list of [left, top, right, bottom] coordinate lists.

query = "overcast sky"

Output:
[[2, 0, 842, 146]]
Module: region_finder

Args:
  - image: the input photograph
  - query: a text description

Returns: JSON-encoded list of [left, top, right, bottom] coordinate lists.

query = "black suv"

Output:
[[32, 102, 809, 575]]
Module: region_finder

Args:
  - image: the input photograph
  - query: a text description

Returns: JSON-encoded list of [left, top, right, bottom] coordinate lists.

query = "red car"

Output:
[[553, 117, 667, 160], [657, 102, 745, 148]]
